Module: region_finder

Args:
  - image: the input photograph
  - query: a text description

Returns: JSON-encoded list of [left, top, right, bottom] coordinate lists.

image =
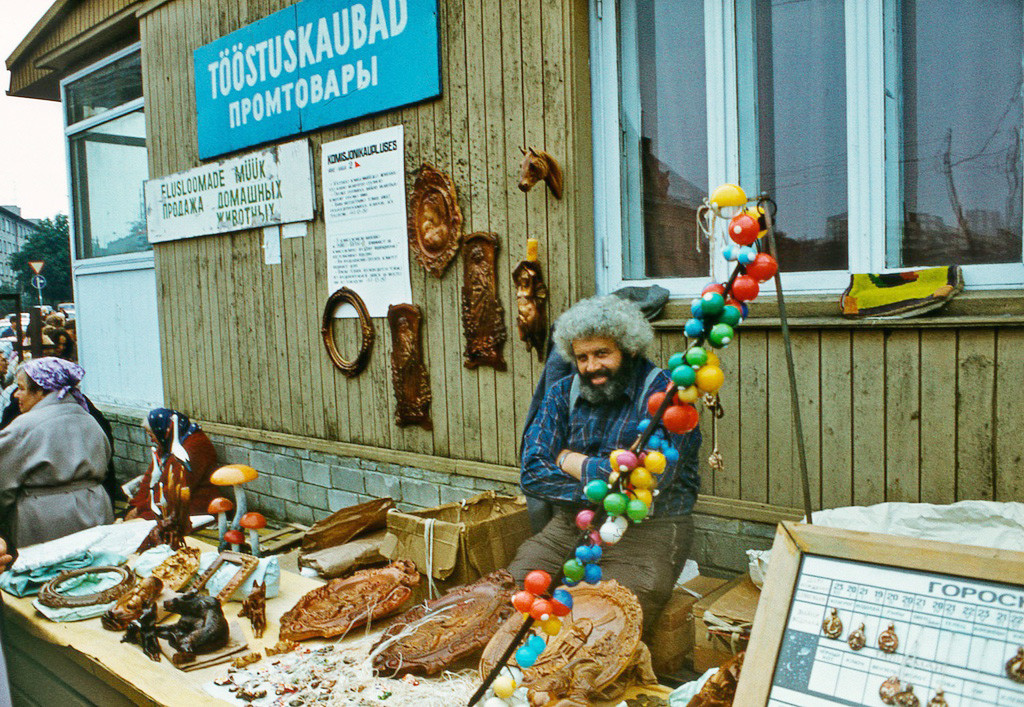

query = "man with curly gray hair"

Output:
[[509, 294, 701, 637]]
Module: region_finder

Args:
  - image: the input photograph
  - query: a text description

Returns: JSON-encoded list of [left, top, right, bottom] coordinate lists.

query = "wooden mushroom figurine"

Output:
[[209, 465, 258, 530], [207, 497, 235, 551], [224, 528, 245, 553], [240, 512, 266, 557]]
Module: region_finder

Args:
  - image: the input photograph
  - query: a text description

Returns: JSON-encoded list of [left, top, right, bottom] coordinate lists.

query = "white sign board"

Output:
[[322, 125, 412, 317], [144, 139, 315, 243]]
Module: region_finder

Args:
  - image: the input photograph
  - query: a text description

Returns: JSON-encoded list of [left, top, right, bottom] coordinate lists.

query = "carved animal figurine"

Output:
[[157, 591, 231, 666], [102, 575, 164, 631], [239, 580, 267, 639], [372, 569, 515, 675], [279, 560, 420, 641], [518, 147, 563, 199], [137, 458, 192, 553], [122, 604, 162, 662], [685, 651, 744, 707], [512, 259, 548, 360]]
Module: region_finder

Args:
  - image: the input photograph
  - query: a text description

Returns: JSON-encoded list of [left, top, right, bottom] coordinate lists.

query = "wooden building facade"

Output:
[[8, 0, 1024, 546]]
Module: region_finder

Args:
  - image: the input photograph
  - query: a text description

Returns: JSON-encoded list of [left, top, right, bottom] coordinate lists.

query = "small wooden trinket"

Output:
[[265, 639, 300, 656], [893, 684, 920, 707], [150, 546, 201, 591], [387, 303, 432, 430], [240, 580, 267, 638], [846, 623, 866, 651], [878, 623, 899, 653], [231, 652, 262, 669], [879, 676, 902, 705], [1007, 646, 1024, 683], [408, 163, 463, 277], [461, 232, 507, 371], [927, 690, 948, 706], [821, 608, 843, 639]]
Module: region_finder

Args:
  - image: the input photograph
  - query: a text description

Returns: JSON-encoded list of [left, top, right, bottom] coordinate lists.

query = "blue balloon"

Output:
[[636, 419, 651, 432], [575, 545, 592, 563], [590, 544, 603, 561], [516, 645, 538, 668], [552, 588, 573, 610], [737, 246, 757, 265], [584, 563, 603, 584], [664, 446, 680, 463], [527, 634, 546, 653], [723, 245, 738, 261], [690, 299, 704, 319], [684, 318, 704, 338]]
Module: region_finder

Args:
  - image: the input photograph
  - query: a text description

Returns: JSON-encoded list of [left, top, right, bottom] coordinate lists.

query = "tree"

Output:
[[10, 214, 73, 306]]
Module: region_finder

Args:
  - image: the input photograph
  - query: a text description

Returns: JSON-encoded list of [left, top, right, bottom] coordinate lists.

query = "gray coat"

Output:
[[0, 393, 113, 549]]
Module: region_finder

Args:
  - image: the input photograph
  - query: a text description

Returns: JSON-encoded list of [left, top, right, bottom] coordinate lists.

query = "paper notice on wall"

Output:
[[322, 125, 411, 317]]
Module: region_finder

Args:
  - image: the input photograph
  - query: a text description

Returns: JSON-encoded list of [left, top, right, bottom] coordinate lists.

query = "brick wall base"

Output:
[[104, 406, 773, 576]]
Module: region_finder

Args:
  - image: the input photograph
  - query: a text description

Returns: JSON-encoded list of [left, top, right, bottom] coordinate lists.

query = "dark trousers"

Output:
[[508, 509, 693, 637]]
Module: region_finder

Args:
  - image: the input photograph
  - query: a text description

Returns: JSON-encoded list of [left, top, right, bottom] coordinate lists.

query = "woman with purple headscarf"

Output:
[[0, 357, 112, 550]]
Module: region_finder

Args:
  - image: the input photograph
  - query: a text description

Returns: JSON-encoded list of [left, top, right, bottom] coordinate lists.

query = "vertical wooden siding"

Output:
[[141, 0, 593, 467], [657, 325, 1024, 510]]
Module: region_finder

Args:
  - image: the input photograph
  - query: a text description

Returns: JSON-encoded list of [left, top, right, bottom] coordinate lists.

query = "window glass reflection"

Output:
[[65, 52, 143, 126]]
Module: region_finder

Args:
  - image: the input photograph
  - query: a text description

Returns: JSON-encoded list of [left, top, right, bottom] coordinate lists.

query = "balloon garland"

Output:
[[469, 185, 779, 707]]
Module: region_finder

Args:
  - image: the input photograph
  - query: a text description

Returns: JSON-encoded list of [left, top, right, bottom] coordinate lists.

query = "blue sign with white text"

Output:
[[194, 0, 440, 159]]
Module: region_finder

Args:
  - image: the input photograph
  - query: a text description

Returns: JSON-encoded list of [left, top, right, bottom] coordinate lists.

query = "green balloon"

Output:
[[708, 323, 734, 348], [603, 492, 629, 516], [584, 479, 609, 502], [626, 499, 650, 521], [667, 352, 686, 370], [671, 365, 697, 387], [700, 292, 725, 317], [719, 305, 742, 327], [563, 558, 585, 581], [684, 346, 708, 367]]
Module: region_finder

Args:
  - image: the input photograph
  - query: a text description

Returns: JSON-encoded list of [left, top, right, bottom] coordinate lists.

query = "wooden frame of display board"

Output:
[[735, 521, 1024, 706]]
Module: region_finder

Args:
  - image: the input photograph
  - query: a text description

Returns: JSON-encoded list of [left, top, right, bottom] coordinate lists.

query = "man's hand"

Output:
[[0, 538, 12, 573], [556, 449, 587, 481]]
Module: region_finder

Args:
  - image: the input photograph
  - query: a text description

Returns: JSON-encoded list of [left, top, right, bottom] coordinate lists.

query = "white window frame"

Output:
[[61, 42, 150, 269], [591, 0, 1024, 297]]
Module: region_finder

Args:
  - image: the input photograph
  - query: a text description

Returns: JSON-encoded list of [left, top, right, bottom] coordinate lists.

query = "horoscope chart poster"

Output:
[[768, 555, 1024, 707], [323, 125, 412, 317]]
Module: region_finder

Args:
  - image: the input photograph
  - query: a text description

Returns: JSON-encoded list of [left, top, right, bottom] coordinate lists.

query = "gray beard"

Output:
[[578, 357, 635, 406]]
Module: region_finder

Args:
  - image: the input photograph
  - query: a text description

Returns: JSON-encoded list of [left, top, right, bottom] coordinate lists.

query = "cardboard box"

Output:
[[692, 574, 761, 672], [649, 574, 729, 676], [379, 491, 531, 586]]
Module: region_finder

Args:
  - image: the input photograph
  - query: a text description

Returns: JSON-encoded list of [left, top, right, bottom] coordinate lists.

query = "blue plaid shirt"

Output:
[[521, 358, 701, 517]]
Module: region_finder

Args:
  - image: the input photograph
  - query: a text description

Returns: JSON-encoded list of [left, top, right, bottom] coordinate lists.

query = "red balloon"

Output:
[[513, 590, 535, 614], [728, 212, 760, 246], [530, 598, 554, 621], [647, 391, 666, 417], [662, 404, 699, 434], [550, 598, 572, 617], [701, 282, 726, 296], [746, 253, 778, 282], [524, 570, 552, 595], [731, 275, 760, 302]]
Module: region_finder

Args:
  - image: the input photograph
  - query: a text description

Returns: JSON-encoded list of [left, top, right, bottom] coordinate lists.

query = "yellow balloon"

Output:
[[705, 350, 721, 368], [540, 617, 562, 636], [644, 450, 667, 475], [631, 468, 654, 489], [634, 488, 653, 506], [710, 183, 747, 208], [696, 365, 725, 393], [493, 674, 517, 698], [677, 385, 699, 403]]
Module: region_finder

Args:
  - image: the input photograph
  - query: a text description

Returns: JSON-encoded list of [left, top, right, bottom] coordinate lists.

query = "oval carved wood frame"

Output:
[[321, 287, 375, 377]]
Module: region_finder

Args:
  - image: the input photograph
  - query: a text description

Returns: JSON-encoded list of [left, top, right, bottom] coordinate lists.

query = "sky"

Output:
[[0, 3, 69, 221]]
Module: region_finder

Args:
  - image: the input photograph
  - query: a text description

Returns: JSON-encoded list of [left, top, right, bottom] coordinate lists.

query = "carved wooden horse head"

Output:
[[518, 147, 563, 199]]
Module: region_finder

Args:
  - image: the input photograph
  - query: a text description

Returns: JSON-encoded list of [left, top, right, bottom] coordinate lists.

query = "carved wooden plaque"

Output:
[[387, 303, 432, 430], [480, 580, 656, 706], [512, 259, 548, 361], [279, 560, 420, 641], [408, 164, 463, 277], [372, 569, 515, 676], [461, 232, 507, 371]]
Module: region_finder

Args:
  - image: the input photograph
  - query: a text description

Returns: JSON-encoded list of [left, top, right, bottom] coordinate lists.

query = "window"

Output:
[[63, 46, 149, 260], [592, 1, 1024, 295]]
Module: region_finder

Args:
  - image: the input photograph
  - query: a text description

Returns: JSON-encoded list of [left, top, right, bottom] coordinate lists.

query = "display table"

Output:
[[2, 538, 674, 706]]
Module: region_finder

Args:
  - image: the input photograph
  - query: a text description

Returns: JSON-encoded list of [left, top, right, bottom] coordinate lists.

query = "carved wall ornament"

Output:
[[387, 303, 432, 429], [321, 286, 375, 377], [408, 163, 463, 277], [279, 560, 420, 641], [512, 256, 548, 360], [481, 580, 656, 706], [518, 147, 563, 200], [240, 580, 267, 638], [38, 566, 135, 609], [102, 575, 164, 631], [150, 546, 201, 591], [461, 232, 507, 371], [372, 569, 515, 675]]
